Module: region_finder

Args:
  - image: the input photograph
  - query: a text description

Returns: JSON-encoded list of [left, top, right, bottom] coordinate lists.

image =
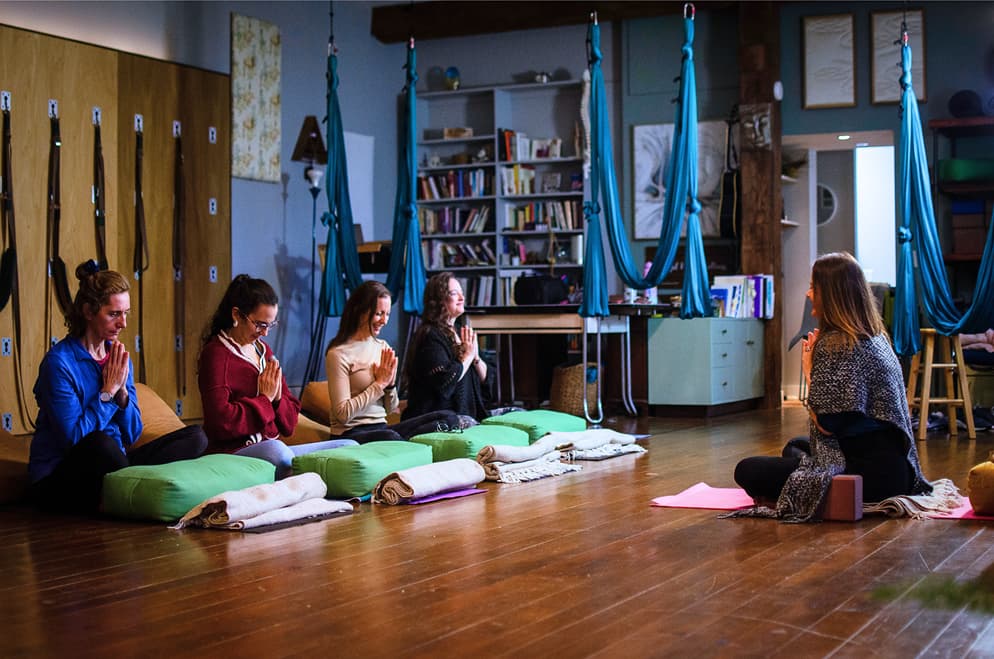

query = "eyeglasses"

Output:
[[447, 289, 464, 298], [238, 310, 279, 331]]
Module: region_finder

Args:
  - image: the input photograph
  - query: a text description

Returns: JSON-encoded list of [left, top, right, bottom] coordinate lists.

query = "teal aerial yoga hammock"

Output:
[[581, 7, 711, 319], [386, 38, 427, 314], [893, 29, 994, 356], [302, 25, 365, 385]]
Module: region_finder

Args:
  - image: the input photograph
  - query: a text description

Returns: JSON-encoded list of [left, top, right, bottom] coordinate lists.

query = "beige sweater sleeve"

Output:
[[325, 342, 388, 431]]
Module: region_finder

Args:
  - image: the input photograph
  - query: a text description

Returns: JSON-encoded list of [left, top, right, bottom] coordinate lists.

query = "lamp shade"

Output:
[[291, 115, 328, 164]]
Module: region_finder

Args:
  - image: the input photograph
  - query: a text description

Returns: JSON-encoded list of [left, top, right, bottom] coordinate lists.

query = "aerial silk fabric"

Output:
[[386, 41, 427, 315], [893, 38, 994, 356], [581, 18, 710, 319], [318, 52, 364, 318]]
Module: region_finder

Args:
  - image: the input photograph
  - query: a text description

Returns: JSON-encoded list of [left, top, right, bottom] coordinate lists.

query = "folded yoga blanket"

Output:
[[373, 458, 485, 505], [862, 478, 965, 520], [480, 451, 582, 483], [475, 432, 572, 465], [171, 473, 352, 530], [543, 428, 647, 459]]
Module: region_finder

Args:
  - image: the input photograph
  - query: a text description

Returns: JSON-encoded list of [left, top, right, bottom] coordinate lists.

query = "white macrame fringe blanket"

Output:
[[862, 478, 964, 520], [483, 451, 583, 483]]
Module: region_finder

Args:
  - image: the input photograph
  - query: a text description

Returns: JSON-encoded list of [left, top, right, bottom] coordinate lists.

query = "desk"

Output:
[[467, 304, 669, 422]]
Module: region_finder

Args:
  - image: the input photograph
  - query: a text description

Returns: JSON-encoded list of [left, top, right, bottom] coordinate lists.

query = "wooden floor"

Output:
[[4, 405, 994, 657]]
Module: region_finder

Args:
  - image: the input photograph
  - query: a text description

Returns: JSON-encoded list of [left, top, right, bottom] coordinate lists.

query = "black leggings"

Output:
[[734, 432, 915, 504], [30, 426, 208, 514], [338, 410, 466, 444]]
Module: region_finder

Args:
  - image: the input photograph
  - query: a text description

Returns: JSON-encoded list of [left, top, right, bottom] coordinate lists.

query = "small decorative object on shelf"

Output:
[[445, 66, 460, 90], [443, 126, 473, 139], [535, 71, 550, 84]]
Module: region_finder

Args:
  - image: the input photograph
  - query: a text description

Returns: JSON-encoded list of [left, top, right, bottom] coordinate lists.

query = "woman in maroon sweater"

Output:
[[198, 275, 355, 478]]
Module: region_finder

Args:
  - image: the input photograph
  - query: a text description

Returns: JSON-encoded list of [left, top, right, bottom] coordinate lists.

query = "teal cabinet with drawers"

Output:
[[648, 317, 765, 406]]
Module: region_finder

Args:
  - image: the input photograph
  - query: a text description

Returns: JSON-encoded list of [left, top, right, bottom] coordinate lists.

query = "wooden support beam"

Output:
[[370, 1, 735, 43], [737, 1, 783, 410]]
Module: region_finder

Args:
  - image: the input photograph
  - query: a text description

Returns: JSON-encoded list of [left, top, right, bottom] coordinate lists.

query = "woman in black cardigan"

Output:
[[402, 272, 490, 422]]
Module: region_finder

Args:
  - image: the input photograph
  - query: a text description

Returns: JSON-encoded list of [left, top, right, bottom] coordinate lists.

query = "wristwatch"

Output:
[[99, 391, 114, 404]]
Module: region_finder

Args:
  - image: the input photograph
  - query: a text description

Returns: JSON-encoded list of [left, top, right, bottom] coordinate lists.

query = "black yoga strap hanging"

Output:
[[133, 116, 149, 384], [172, 123, 185, 398], [46, 109, 73, 333], [1, 97, 35, 430], [92, 109, 108, 270]]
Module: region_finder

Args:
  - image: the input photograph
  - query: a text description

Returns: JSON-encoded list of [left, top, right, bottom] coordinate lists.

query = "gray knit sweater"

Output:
[[729, 331, 931, 522]]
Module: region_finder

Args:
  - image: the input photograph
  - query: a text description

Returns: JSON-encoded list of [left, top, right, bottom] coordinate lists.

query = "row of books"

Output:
[[422, 238, 498, 270], [499, 164, 537, 196], [710, 274, 774, 319], [505, 200, 582, 231], [419, 205, 492, 235], [497, 128, 563, 162], [455, 275, 496, 307], [417, 169, 492, 200]]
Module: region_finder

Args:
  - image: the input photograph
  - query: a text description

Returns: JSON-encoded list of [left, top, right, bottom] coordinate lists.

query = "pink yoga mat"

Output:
[[928, 500, 994, 520], [650, 482, 755, 510]]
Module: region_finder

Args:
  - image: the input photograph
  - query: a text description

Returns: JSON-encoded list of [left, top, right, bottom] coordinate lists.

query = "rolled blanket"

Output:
[[373, 458, 486, 505], [228, 498, 354, 530], [482, 451, 583, 483], [862, 478, 965, 520], [544, 428, 647, 460], [171, 472, 331, 529], [476, 433, 572, 465]]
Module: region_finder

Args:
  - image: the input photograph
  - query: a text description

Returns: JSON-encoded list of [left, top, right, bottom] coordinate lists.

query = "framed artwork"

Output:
[[633, 120, 732, 240], [871, 9, 926, 104], [231, 13, 282, 182], [802, 14, 856, 109]]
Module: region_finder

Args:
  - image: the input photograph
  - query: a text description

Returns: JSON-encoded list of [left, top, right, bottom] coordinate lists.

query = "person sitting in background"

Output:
[[199, 275, 354, 478], [728, 252, 932, 521], [29, 261, 207, 513], [325, 280, 463, 443], [402, 272, 492, 422]]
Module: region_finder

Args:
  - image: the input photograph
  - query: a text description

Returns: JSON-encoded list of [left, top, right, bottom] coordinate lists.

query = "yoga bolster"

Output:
[[410, 424, 530, 462], [482, 409, 586, 442], [102, 454, 275, 522], [292, 441, 432, 498]]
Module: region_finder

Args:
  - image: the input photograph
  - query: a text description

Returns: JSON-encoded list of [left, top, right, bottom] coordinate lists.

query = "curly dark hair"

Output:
[[401, 272, 463, 391], [201, 274, 278, 347], [327, 280, 392, 350], [66, 261, 130, 338]]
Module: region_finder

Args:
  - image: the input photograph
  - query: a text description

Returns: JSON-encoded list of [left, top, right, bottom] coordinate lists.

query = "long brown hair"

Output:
[[327, 280, 392, 350], [66, 260, 130, 338], [401, 272, 461, 391], [811, 252, 886, 347]]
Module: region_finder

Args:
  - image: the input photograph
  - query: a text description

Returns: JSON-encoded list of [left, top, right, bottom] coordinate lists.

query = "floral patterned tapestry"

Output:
[[231, 14, 281, 182]]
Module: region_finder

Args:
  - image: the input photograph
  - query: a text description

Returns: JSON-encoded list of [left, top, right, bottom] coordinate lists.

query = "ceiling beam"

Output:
[[370, 1, 735, 44]]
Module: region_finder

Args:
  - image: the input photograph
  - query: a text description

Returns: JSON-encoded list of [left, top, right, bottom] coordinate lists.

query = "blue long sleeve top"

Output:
[[28, 337, 143, 483]]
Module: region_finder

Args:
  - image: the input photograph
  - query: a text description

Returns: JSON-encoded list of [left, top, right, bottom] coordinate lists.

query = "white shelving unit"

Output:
[[415, 80, 585, 306]]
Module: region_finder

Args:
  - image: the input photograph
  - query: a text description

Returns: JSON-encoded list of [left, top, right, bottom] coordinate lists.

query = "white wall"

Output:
[[854, 146, 896, 285]]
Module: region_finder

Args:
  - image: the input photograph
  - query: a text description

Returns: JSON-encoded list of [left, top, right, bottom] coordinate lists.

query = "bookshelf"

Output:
[[416, 80, 585, 305]]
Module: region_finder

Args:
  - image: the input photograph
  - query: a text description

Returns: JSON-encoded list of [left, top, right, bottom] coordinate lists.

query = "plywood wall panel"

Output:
[[0, 26, 119, 433], [0, 24, 229, 432]]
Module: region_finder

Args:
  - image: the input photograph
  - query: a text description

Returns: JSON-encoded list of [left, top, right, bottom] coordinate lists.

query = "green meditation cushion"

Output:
[[410, 424, 530, 462], [482, 409, 586, 442], [292, 440, 432, 498], [102, 454, 275, 522]]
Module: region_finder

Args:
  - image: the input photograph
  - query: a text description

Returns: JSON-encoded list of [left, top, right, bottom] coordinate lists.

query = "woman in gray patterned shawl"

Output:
[[728, 252, 931, 522]]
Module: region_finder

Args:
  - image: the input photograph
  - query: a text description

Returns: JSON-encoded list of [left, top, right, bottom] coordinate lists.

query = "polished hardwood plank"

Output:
[[2, 405, 994, 657]]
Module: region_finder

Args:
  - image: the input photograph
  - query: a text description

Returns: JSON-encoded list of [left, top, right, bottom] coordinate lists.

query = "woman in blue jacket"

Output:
[[28, 261, 206, 512]]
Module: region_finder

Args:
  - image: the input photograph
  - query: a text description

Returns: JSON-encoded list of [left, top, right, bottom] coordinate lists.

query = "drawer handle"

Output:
[[745, 340, 755, 346], [722, 381, 728, 387], [721, 329, 728, 334], [721, 352, 728, 358]]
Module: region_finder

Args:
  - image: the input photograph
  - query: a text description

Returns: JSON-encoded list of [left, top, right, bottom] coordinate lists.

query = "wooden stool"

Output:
[[906, 329, 976, 440]]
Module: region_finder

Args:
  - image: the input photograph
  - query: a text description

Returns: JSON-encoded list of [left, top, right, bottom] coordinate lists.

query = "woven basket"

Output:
[[549, 362, 598, 417]]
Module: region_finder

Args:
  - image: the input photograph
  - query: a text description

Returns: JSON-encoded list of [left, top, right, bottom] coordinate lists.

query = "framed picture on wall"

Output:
[[802, 14, 856, 109], [871, 9, 926, 104]]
